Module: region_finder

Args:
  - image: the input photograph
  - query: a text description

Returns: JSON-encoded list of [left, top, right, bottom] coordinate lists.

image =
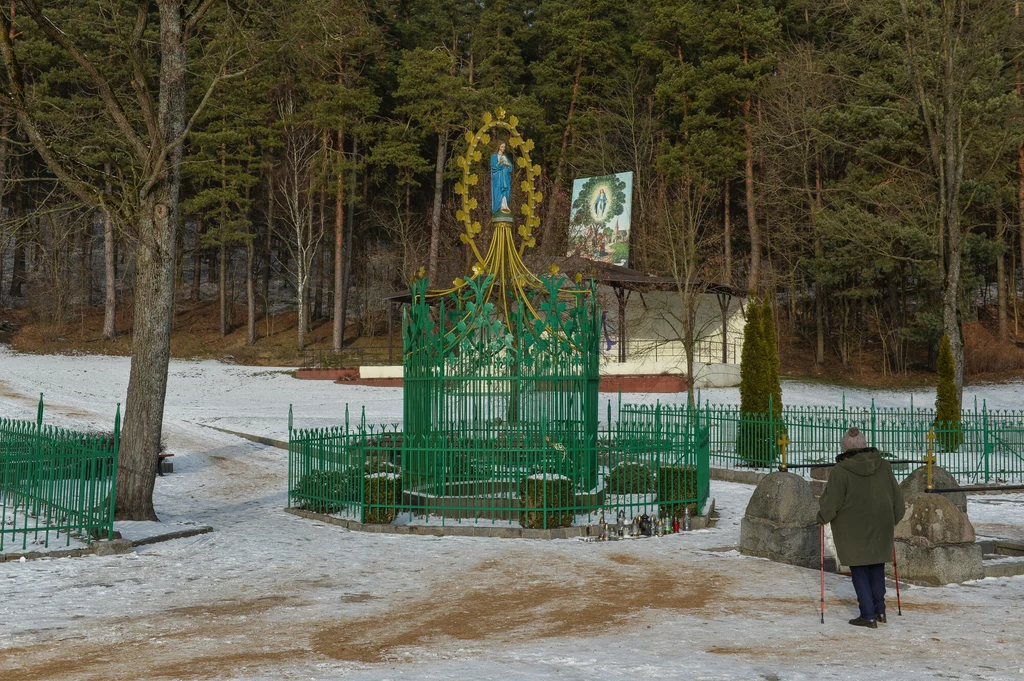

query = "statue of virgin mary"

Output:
[[491, 141, 513, 222]]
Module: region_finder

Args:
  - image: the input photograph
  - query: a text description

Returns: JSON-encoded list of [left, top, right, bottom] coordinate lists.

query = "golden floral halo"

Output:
[[454, 108, 543, 262]]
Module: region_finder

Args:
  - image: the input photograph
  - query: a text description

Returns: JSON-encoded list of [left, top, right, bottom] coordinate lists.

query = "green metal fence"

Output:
[[287, 403, 710, 529], [403, 274, 602, 491], [619, 399, 1024, 484], [1, 396, 120, 552]]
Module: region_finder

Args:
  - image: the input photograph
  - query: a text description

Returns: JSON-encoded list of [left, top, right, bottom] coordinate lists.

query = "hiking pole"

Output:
[[893, 546, 902, 616], [820, 524, 825, 624]]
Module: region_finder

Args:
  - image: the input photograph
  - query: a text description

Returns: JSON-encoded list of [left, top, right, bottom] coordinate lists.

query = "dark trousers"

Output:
[[850, 563, 886, 620]]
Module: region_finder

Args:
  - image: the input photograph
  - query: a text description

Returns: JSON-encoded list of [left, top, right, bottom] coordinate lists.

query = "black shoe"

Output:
[[849, 617, 877, 628], [877, 613, 887, 624]]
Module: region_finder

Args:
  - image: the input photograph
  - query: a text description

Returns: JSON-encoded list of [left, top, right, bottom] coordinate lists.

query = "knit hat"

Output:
[[841, 427, 867, 452]]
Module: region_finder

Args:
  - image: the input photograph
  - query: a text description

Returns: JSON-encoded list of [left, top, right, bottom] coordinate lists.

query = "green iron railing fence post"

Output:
[[109, 403, 121, 539], [983, 399, 990, 484], [37, 393, 44, 430], [870, 399, 876, 449]]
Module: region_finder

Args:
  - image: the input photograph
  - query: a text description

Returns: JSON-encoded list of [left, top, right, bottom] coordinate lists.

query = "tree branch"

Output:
[[130, 1, 160, 145], [139, 63, 252, 198], [20, 0, 149, 161], [0, 10, 103, 209], [185, 0, 217, 37]]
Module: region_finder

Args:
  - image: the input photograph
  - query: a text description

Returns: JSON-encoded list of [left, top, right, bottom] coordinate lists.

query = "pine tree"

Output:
[[935, 333, 962, 452]]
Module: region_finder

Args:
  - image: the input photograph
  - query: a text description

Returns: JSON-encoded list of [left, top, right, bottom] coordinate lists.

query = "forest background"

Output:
[[2, 0, 1024, 388]]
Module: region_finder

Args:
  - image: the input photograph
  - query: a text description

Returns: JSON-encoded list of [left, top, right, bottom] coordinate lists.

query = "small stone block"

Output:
[[92, 539, 133, 556]]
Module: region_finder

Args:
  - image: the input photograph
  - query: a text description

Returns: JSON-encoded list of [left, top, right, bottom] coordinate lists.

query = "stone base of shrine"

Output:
[[296, 365, 706, 393]]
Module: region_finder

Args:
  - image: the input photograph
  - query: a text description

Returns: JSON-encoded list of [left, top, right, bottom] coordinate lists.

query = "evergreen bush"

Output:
[[294, 470, 345, 514], [656, 465, 698, 519], [762, 296, 783, 418], [518, 473, 575, 529], [935, 334, 963, 452], [361, 458, 403, 524], [737, 298, 779, 466], [762, 296, 786, 459], [739, 299, 765, 416], [604, 461, 655, 495]]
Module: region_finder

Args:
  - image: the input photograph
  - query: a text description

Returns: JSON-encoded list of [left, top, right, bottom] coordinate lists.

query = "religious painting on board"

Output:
[[567, 172, 633, 266]]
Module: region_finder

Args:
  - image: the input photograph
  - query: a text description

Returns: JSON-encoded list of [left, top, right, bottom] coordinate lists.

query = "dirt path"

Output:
[[0, 551, 732, 680]]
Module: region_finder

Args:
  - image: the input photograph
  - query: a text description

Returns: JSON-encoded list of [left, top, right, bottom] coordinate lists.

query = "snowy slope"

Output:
[[1, 346, 1023, 680]]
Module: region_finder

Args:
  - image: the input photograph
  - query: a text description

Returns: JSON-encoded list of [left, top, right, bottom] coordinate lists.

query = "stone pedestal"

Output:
[[901, 465, 966, 514], [740, 471, 821, 569], [891, 493, 983, 585], [891, 540, 984, 586]]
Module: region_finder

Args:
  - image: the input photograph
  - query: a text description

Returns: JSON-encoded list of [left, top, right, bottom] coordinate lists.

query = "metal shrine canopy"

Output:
[[415, 107, 588, 327], [401, 108, 602, 487]]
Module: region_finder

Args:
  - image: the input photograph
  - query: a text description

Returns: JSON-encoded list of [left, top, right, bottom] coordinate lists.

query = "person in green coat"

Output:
[[817, 427, 905, 629]]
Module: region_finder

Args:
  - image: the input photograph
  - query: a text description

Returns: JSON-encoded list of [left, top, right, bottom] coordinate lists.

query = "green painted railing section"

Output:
[[287, 403, 710, 528], [1, 395, 120, 552], [619, 398, 1024, 484], [403, 275, 602, 491]]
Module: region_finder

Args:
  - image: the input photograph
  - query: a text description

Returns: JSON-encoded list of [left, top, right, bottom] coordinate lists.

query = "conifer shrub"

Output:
[[738, 299, 765, 416], [762, 296, 784, 419], [294, 458, 403, 522], [656, 465, 698, 519], [361, 459, 403, 524], [518, 474, 575, 529], [604, 461, 655, 495], [762, 296, 786, 460], [737, 298, 777, 466], [935, 334, 963, 452], [294, 470, 346, 514]]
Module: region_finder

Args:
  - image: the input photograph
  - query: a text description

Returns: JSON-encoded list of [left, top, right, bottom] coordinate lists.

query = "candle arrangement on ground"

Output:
[[584, 506, 693, 541]]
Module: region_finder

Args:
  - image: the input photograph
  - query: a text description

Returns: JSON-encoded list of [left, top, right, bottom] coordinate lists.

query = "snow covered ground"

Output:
[[2, 346, 1024, 680]]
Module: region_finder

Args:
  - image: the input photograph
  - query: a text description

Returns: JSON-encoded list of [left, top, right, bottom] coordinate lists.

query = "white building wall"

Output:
[[599, 287, 745, 386]]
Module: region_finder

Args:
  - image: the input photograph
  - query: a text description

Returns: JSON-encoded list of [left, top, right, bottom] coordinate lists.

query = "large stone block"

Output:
[[740, 471, 821, 568], [901, 466, 967, 514], [896, 494, 975, 546], [743, 471, 819, 525], [891, 540, 984, 586], [740, 516, 821, 568]]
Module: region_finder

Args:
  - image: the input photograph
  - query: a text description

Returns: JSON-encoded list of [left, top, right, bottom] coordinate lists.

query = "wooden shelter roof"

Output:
[[381, 256, 745, 304]]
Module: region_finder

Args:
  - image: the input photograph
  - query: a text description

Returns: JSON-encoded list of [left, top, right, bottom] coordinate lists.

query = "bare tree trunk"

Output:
[[1019, 144, 1024, 322], [116, 0, 188, 521], [427, 131, 446, 280], [80, 218, 92, 307], [744, 116, 759, 293], [1020, 216, 1024, 324], [297, 237, 308, 350], [9, 228, 24, 297], [191, 218, 202, 301], [814, 161, 824, 365], [263, 183, 273, 321], [246, 236, 255, 345], [219, 240, 227, 336], [998, 212, 1008, 342], [333, 127, 344, 351], [723, 178, 731, 286], [743, 45, 760, 294], [102, 169, 117, 338], [340, 135, 356, 342], [312, 240, 322, 320]]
